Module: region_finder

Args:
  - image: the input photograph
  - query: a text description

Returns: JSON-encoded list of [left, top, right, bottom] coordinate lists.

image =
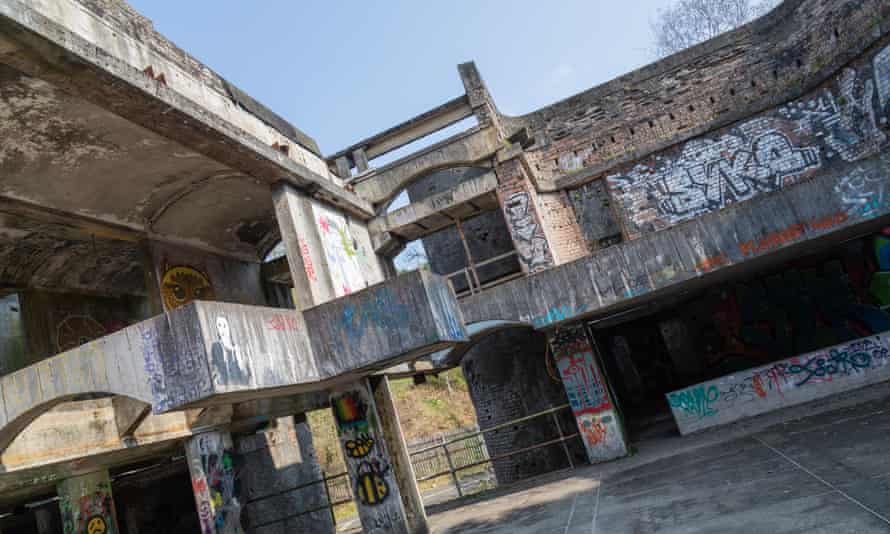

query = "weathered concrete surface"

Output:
[[306, 270, 467, 379], [428, 389, 890, 533], [57, 469, 119, 534], [0, 271, 466, 452], [369, 171, 500, 241], [351, 127, 500, 207], [236, 416, 334, 534], [668, 332, 890, 435], [460, 155, 890, 331]]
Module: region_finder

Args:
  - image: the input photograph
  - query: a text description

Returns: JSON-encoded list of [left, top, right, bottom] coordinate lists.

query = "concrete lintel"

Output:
[[369, 170, 499, 237], [351, 126, 500, 207], [328, 96, 473, 164]]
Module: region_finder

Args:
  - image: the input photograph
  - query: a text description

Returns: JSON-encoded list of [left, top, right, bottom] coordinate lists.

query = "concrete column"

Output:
[[235, 415, 334, 534], [34, 505, 60, 534], [548, 324, 628, 464], [370, 376, 429, 534], [272, 182, 336, 308], [494, 155, 555, 274], [57, 469, 120, 534], [185, 431, 244, 534], [330, 381, 413, 534], [352, 148, 370, 173]]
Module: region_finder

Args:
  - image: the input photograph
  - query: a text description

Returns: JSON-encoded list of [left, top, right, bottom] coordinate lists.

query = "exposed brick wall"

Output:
[[461, 329, 586, 485], [514, 0, 889, 187], [535, 191, 590, 265], [495, 157, 555, 273]]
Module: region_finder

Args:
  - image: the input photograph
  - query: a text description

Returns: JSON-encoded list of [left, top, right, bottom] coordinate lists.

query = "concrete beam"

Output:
[[460, 154, 890, 330], [368, 171, 499, 240], [0, 0, 373, 219], [351, 126, 500, 207], [328, 96, 473, 164], [111, 397, 151, 439], [0, 271, 467, 452]]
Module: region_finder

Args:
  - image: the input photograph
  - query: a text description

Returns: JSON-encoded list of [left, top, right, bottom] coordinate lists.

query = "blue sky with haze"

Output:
[[128, 1, 675, 156]]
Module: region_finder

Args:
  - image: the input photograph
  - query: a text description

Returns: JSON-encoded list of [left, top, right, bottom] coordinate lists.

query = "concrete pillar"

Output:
[[352, 148, 370, 173], [272, 183, 335, 308], [330, 381, 414, 534], [235, 415, 334, 534], [34, 505, 60, 534], [335, 156, 352, 180], [185, 431, 244, 534], [57, 469, 120, 534], [548, 324, 628, 463], [369, 376, 429, 534]]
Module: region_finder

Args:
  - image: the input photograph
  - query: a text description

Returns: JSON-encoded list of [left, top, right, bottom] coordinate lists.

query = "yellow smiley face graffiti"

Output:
[[86, 515, 107, 534], [161, 266, 215, 311]]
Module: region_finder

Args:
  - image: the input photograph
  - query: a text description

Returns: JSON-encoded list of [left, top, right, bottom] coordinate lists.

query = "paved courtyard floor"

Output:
[[427, 383, 890, 533]]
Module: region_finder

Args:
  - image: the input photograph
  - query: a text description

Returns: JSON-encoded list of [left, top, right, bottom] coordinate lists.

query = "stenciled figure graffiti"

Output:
[[211, 316, 252, 387]]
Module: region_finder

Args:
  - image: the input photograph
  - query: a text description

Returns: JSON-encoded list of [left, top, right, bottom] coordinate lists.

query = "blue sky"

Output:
[[128, 1, 674, 157]]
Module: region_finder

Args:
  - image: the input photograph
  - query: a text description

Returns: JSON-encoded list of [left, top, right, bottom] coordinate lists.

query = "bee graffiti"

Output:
[[356, 460, 390, 506], [345, 433, 375, 458]]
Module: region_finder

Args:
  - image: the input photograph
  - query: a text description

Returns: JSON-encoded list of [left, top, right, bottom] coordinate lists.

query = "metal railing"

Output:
[[408, 403, 576, 498], [445, 250, 523, 297], [248, 403, 579, 526]]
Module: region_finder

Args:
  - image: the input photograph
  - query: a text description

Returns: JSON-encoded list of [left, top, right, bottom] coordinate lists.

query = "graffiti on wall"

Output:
[[668, 334, 890, 433], [337, 286, 411, 353], [210, 315, 252, 387], [601, 45, 890, 239], [549, 326, 618, 458], [314, 203, 367, 297], [161, 266, 215, 311], [59, 478, 115, 534], [331, 386, 404, 533], [56, 315, 107, 353], [498, 181, 553, 273], [140, 321, 212, 412], [189, 433, 242, 534]]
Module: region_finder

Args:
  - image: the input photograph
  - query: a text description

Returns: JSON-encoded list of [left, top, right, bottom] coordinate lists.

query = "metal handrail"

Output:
[[445, 250, 522, 296]]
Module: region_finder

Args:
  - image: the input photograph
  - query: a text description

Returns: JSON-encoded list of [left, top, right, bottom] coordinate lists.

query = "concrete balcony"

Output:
[[0, 270, 466, 452], [459, 153, 890, 331]]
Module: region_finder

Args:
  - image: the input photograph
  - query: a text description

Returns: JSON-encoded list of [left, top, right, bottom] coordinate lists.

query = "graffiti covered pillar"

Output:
[[330, 381, 411, 534], [548, 324, 628, 463], [235, 415, 335, 534], [369, 376, 429, 534], [272, 183, 337, 308], [495, 152, 555, 274], [185, 431, 244, 534], [57, 469, 120, 534]]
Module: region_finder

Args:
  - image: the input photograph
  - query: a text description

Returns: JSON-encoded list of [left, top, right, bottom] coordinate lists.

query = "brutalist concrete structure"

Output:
[[1, 0, 890, 532]]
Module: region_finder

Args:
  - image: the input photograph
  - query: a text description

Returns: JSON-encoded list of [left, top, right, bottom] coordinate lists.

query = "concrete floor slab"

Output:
[[428, 387, 890, 533]]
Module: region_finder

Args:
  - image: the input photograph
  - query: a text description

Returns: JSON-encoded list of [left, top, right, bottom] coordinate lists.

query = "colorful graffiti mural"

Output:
[[603, 44, 890, 239], [549, 325, 627, 462], [330, 385, 405, 533], [314, 203, 367, 297], [668, 334, 890, 434], [187, 432, 243, 534], [160, 265, 215, 311], [58, 474, 117, 534]]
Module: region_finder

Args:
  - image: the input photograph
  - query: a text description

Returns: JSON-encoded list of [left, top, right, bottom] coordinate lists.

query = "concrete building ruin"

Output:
[[0, 0, 889, 532]]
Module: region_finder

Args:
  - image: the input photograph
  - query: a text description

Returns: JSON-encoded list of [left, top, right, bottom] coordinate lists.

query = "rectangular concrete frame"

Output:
[[306, 269, 468, 377], [667, 332, 890, 434]]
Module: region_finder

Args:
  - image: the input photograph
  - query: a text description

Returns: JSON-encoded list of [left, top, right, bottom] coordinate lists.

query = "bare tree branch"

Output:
[[651, 0, 781, 58]]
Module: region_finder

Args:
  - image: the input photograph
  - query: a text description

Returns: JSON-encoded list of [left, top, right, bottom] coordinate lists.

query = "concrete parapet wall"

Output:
[[306, 270, 466, 377], [460, 150, 890, 330], [667, 332, 890, 434]]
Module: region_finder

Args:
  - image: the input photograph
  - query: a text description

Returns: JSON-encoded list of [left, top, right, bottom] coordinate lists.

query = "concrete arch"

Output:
[[0, 324, 156, 453], [353, 126, 501, 209], [430, 320, 534, 368], [379, 164, 494, 216]]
